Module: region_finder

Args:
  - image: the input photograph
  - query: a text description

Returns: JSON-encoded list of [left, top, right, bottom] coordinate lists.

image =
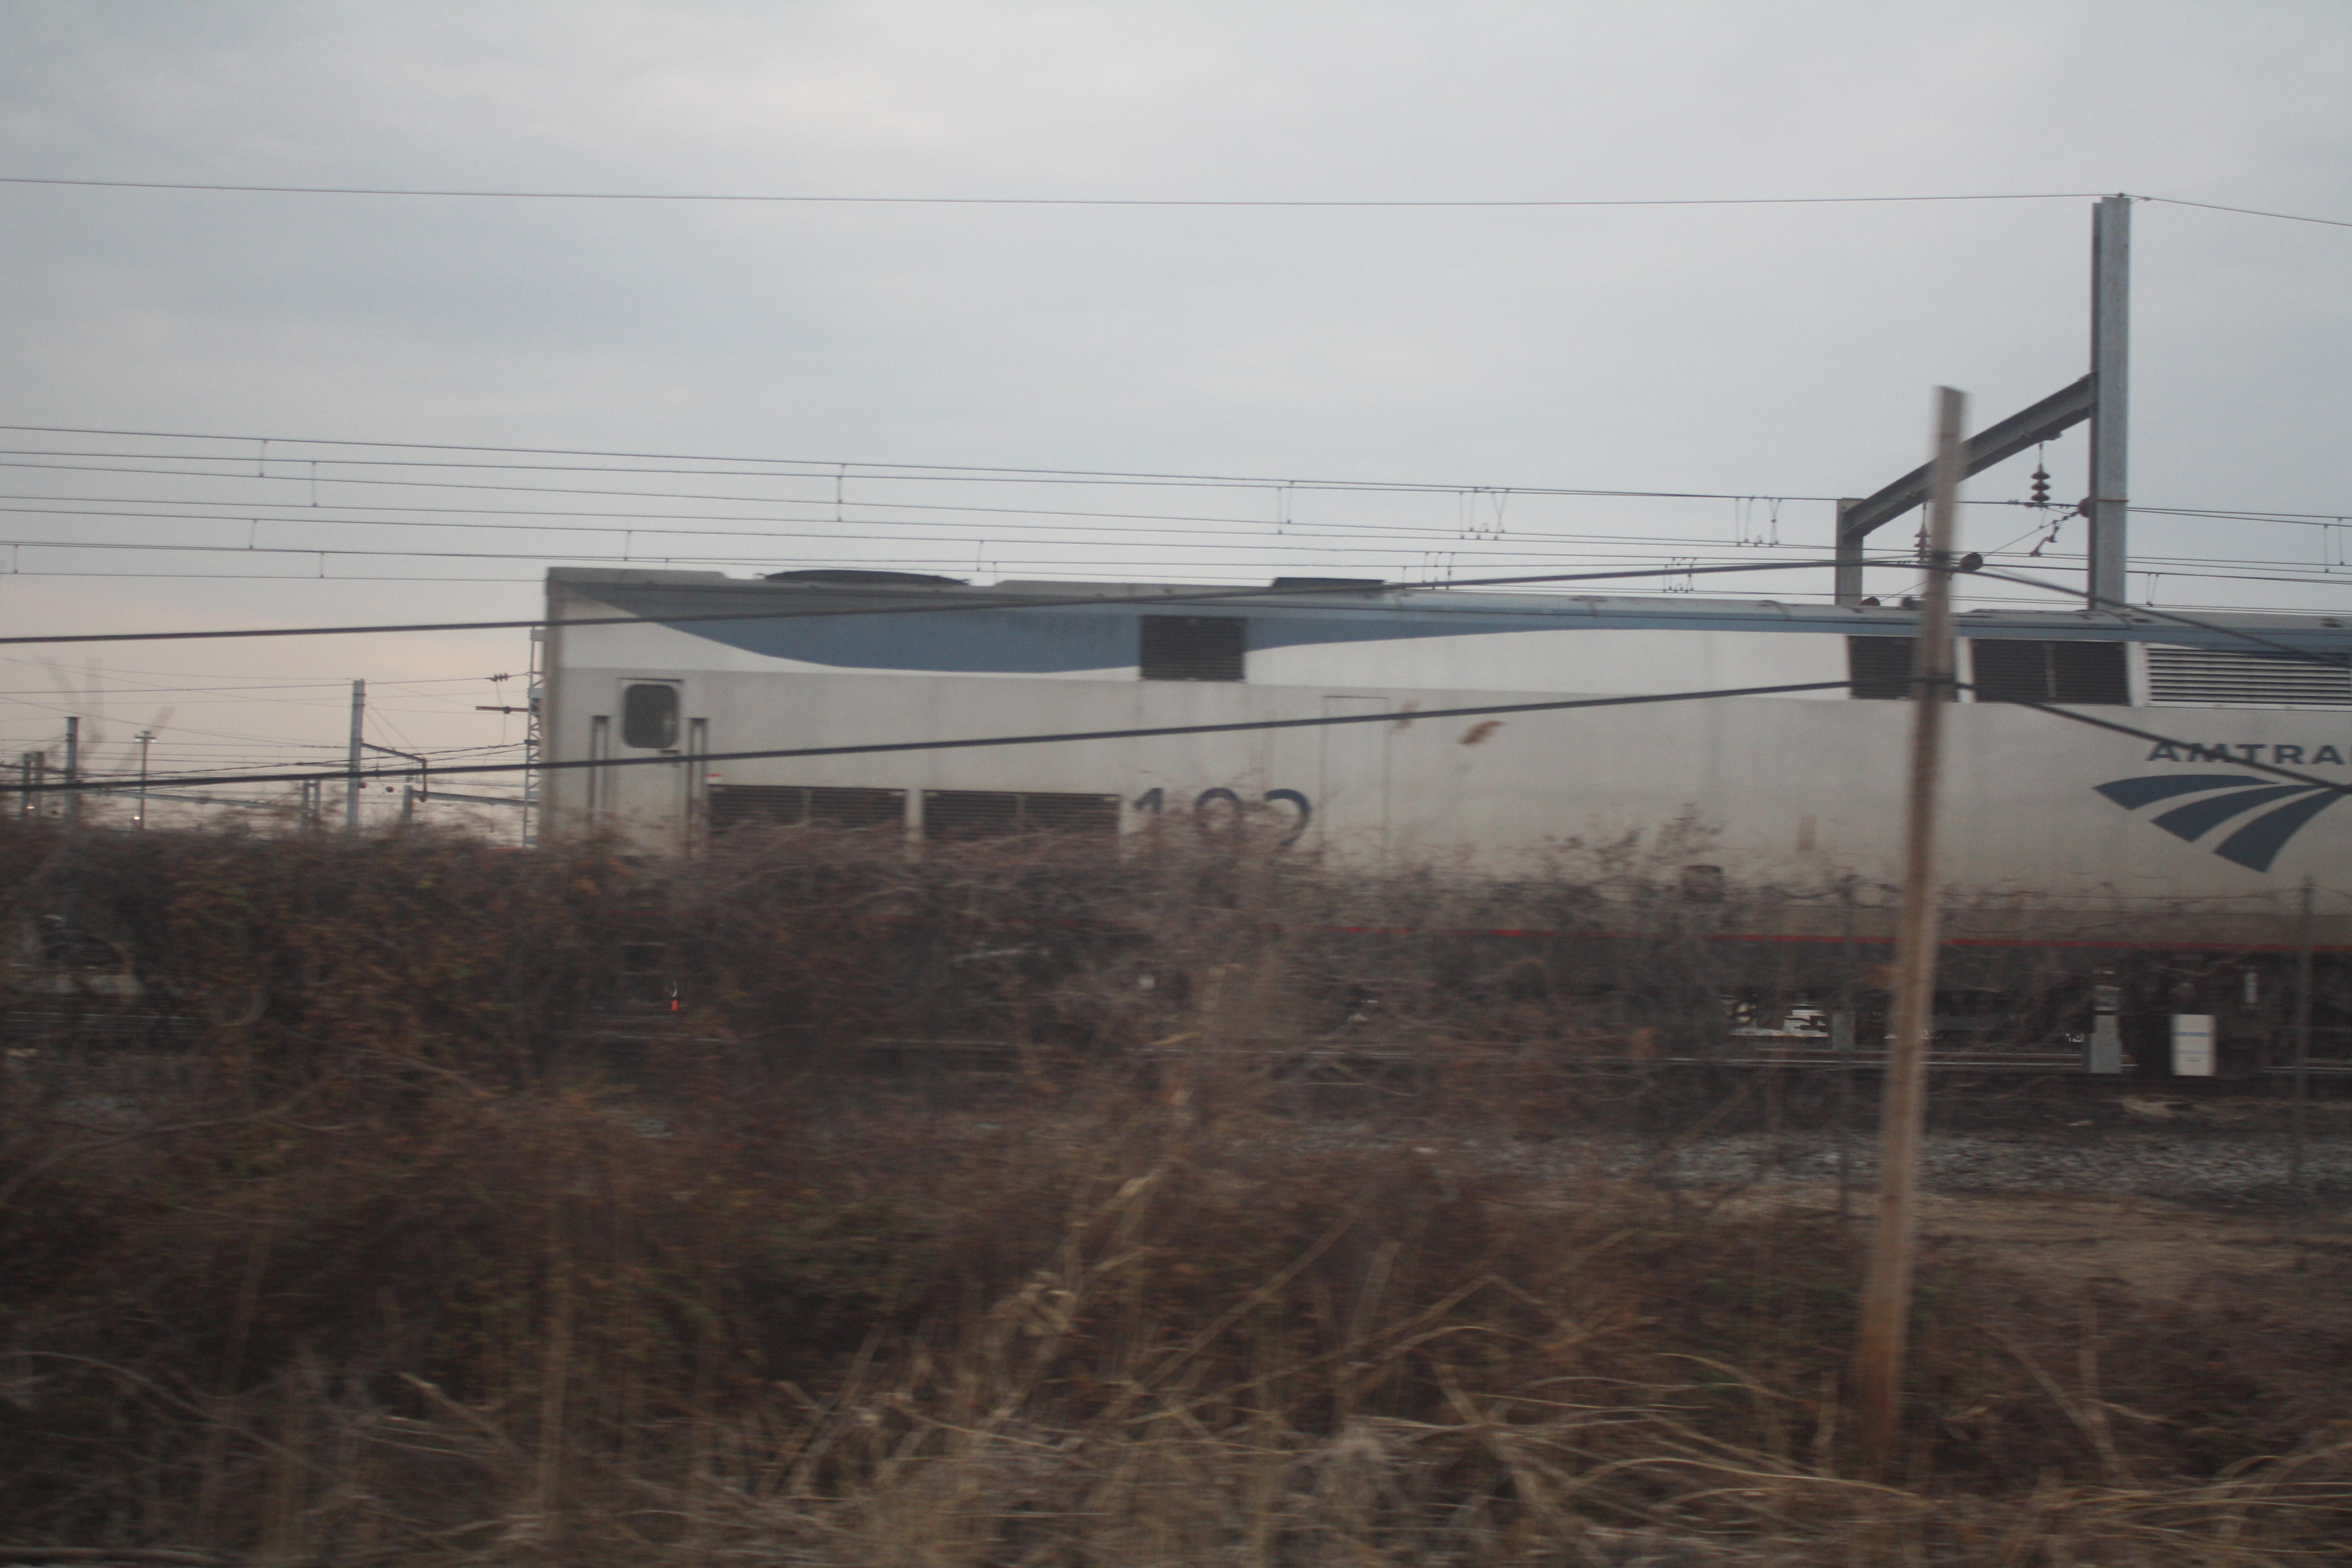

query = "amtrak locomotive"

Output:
[[541, 566, 2348, 930]]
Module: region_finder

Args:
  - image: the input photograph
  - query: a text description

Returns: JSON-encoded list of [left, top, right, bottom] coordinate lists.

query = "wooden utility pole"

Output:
[[2292, 878, 2314, 1200], [1855, 386, 1967, 1478], [136, 728, 155, 829], [62, 716, 81, 828], [345, 679, 365, 830]]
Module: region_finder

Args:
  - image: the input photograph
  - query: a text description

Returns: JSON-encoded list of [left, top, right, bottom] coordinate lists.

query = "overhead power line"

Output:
[[0, 460, 1858, 512], [0, 420, 1926, 500], [2, 533, 2339, 597], [6, 463, 2341, 533], [0, 555, 1916, 646], [15, 676, 2348, 802], [1965, 565, 2347, 668], [0, 551, 2339, 671], [0, 680, 1859, 793], [0, 177, 2106, 208], [2, 178, 2343, 226], [2137, 196, 2352, 230], [2, 430, 2336, 534], [11, 509, 2337, 586]]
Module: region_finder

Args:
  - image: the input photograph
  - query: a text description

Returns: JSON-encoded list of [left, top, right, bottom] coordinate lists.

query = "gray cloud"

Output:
[[0, 0, 2344, 780]]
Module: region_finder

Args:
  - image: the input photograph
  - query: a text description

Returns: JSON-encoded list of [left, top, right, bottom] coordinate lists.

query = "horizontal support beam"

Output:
[[1838, 374, 2095, 544]]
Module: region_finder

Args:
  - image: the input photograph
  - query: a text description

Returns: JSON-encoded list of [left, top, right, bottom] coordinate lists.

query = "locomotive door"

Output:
[[1317, 695, 1390, 861], [601, 679, 691, 849]]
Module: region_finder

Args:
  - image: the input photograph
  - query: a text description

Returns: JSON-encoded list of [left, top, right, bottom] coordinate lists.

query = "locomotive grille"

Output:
[[2145, 645, 2352, 708], [708, 785, 907, 832], [923, 789, 1121, 842], [1139, 616, 1247, 681], [1846, 636, 1923, 700], [1970, 639, 2129, 705], [1852, 636, 2129, 704]]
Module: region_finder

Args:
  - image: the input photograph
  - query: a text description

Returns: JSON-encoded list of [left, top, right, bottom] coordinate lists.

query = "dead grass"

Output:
[[3, 819, 2350, 1564], [6, 1077, 2350, 1565]]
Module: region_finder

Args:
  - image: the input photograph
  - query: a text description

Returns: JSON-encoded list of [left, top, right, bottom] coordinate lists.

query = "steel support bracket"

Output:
[[1833, 374, 2096, 603]]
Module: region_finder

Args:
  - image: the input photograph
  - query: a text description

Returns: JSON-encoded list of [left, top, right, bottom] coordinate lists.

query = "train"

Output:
[[541, 566, 2348, 896], [538, 564, 2351, 1073]]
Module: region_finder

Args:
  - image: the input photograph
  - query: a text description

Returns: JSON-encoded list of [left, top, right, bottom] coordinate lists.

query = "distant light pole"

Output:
[[63, 716, 80, 828], [135, 730, 156, 828]]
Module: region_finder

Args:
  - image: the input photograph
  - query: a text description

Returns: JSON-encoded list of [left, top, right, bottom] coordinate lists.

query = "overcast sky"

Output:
[[0, 0, 2345, 803]]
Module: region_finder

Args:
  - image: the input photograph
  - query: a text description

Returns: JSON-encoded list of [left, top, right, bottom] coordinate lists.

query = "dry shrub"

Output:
[[8, 1083, 2350, 1563], [2, 818, 2349, 1564]]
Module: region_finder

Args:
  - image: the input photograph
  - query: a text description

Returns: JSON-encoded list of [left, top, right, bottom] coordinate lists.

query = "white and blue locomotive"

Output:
[[540, 566, 2351, 951]]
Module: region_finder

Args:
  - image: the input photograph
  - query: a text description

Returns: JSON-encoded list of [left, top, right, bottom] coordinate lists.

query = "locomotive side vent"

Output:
[[1970, 639, 2129, 705], [709, 785, 906, 833], [2145, 645, 2352, 708], [1140, 616, 1246, 681], [1846, 636, 1924, 700], [923, 789, 1121, 843]]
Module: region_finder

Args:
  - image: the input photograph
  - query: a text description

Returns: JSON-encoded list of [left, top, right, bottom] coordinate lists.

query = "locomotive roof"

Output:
[[548, 566, 2350, 650]]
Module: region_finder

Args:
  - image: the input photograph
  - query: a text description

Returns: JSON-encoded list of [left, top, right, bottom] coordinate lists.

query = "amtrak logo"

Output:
[[2095, 773, 2345, 872]]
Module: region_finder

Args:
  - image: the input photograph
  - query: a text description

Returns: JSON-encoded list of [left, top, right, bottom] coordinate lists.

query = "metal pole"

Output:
[[63, 716, 80, 828], [523, 627, 541, 849], [1832, 498, 1864, 605], [345, 679, 365, 830], [1834, 877, 1857, 1223], [136, 730, 154, 828], [2088, 196, 2131, 606], [1856, 386, 1966, 1479], [2292, 878, 2314, 1202]]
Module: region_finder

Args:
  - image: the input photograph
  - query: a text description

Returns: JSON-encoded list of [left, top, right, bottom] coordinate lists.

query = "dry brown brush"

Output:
[[1, 817, 2347, 1564]]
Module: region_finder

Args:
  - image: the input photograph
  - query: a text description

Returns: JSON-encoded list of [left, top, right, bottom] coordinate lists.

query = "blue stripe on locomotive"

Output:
[[568, 580, 2334, 678]]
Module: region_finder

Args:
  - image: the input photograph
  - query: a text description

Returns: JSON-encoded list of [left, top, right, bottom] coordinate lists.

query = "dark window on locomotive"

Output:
[[708, 785, 905, 834], [1140, 616, 1246, 681], [923, 789, 1120, 843], [620, 682, 679, 749], [1846, 636, 1919, 700], [1969, 639, 2128, 705]]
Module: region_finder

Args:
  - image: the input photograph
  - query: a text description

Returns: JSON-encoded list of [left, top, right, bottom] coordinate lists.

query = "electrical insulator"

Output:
[[2030, 465, 2051, 507]]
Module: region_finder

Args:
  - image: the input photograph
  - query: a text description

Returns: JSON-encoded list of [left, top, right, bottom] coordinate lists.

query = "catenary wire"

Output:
[[0, 450, 1867, 506], [0, 177, 2111, 208], [3, 507, 2338, 581], [0, 555, 1935, 646], [16, 449, 2341, 530], [0, 554, 2344, 652], [6, 541, 2345, 601], [16, 676, 2350, 801], [2139, 195, 2352, 230], [1, 566, 2344, 618], [12, 569, 2344, 791], [1965, 566, 2349, 667], [5, 482, 2342, 557], [1, 679, 1861, 792], [6, 176, 2345, 225], [9, 524, 2339, 583], [1, 478, 2341, 586], [0, 425, 2342, 702], [0, 420, 2137, 502], [4, 577, 2313, 619]]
